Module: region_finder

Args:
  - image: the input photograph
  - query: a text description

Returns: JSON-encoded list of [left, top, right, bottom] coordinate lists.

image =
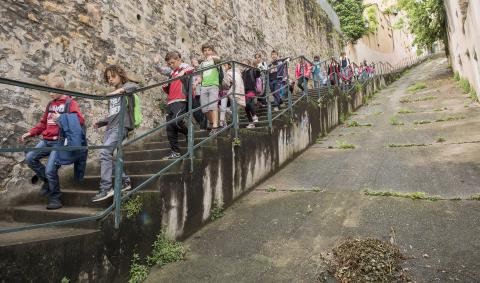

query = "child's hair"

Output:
[[104, 65, 128, 84], [201, 43, 215, 52], [254, 53, 262, 59], [271, 50, 278, 55], [46, 76, 65, 88], [314, 55, 320, 60], [165, 51, 182, 62], [341, 52, 346, 56]]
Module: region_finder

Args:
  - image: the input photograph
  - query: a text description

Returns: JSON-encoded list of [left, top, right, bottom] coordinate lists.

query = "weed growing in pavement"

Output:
[[435, 115, 465, 123], [436, 137, 446, 143], [210, 201, 225, 220], [390, 116, 404, 126], [398, 108, 415, 114], [363, 189, 440, 201], [433, 107, 447, 112], [129, 253, 149, 283], [470, 194, 480, 201], [337, 141, 356, 149], [407, 82, 427, 93], [339, 112, 350, 124], [347, 120, 372, 127], [469, 88, 478, 102], [266, 185, 277, 192], [454, 71, 460, 81], [458, 78, 471, 94], [400, 96, 436, 103], [61, 277, 70, 283], [147, 231, 186, 267], [413, 120, 432, 125], [387, 143, 427, 148]]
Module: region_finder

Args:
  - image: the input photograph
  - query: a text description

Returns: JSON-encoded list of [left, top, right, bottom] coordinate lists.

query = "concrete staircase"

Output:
[[0, 88, 323, 259]]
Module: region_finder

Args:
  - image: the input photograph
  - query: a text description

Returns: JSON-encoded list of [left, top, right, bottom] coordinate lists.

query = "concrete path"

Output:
[[147, 57, 480, 282]]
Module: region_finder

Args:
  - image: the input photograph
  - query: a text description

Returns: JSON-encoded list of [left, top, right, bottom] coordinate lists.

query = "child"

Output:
[[312, 56, 322, 88], [191, 57, 208, 130], [242, 59, 260, 128], [268, 50, 289, 111], [22, 76, 85, 210], [161, 51, 194, 159], [222, 62, 246, 126], [92, 65, 138, 202], [199, 43, 222, 136], [253, 53, 268, 107], [295, 57, 312, 92]]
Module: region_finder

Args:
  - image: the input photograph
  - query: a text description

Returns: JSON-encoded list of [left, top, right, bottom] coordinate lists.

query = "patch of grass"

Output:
[[339, 112, 350, 124], [407, 82, 427, 93], [469, 88, 478, 102], [232, 138, 241, 146], [210, 201, 225, 220], [387, 143, 426, 148], [454, 71, 460, 81], [363, 189, 439, 201], [436, 115, 466, 123], [413, 120, 432, 125], [347, 120, 372, 127], [390, 116, 404, 126], [312, 186, 321, 192], [122, 195, 143, 219], [436, 137, 446, 143], [458, 78, 470, 94], [398, 108, 415, 114], [469, 194, 480, 201], [400, 96, 436, 103], [61, 277, 70, 283], [266, 185, 277, 192], [147, 231, 186, 267], [129, 253, 149, 283], [337, 140, 355, 149]]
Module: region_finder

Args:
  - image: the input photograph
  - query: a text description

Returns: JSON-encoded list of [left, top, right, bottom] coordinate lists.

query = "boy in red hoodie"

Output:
[[162, 51, 194, 159], [21, 77, 85, 210]]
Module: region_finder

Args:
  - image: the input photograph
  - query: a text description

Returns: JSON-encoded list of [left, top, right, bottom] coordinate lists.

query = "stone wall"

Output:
[[0, 0, 342, 195], [444, 0, 480, 96]]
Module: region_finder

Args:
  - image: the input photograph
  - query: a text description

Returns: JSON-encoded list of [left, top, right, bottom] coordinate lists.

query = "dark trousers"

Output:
[[269, 80, 283, 107], [297, 76, 309, 91], [167, 102, 188, 152], [245, 97, 256, 122], [193, 96, 207, 129], [25, 139, 62, 200]]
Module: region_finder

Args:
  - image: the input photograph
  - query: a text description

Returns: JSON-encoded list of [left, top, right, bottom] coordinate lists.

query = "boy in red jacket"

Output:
[[162, 51, 194, 159], [21, 77, 85, 210]]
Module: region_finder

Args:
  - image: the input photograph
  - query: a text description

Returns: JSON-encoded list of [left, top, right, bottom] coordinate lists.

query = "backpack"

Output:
[[255, 77, 264, 94], [126, 94, 142, 128]]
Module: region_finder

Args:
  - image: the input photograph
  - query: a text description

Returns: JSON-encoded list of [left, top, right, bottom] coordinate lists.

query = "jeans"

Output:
[[25, 140, 62, 200], [193, 95, 207, 129], [100, 128, 129, 191], [166, 102, 188, 152], [297, 76, 309, 91], [269, 80, 283, 107]]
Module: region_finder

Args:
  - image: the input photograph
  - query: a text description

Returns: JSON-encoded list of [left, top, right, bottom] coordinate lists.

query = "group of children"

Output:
[[22, 44, 374, 210]]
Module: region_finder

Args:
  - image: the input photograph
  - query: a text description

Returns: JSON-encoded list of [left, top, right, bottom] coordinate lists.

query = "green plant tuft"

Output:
[[363, 189, 439, 201], [407, 82, 427, 93], [122, 195, 143, 219], [210, 201, 225, 220], [61, 277, 70, 283], [469, 194, 480, 201], [147, 231, 186, 267], [129, 253, 149, 283], [387, 143, 426, 148], [266, 185, 277, 193], [337, 141, 355, 149], [458, 78, 471, 94], [453, 72, 460, 81], [347, 120, 372, 127], [413, 120, 432, 125], [390, 116, 404, 126], [398, 108, 415, 114]]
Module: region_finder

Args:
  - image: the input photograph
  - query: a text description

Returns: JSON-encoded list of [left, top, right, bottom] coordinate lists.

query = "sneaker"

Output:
[[39, 181, 50, 197], [252, 115, 259, 123], [91, 188, 114, 202], [122, 180, 132, 192], [46, 198, 63, 210], [273, 107, 279, 112], [246, 123, 255, 129], [209, 128, 219, 137], [164, 151, 181, 160], [219, 120, 227, 128]]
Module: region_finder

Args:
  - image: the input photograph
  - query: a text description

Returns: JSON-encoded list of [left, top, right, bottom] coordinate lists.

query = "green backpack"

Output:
[[132, 94, 142, 128]]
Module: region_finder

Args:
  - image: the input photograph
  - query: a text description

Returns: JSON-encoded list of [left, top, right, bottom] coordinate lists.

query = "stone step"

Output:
[[136, 137, 214, 151], [0, 220, 99, 247], [124, 158, 196, 175], [70, 172, 184, 192], [124, 145, 216, 161], [12, 205, 102, 230]]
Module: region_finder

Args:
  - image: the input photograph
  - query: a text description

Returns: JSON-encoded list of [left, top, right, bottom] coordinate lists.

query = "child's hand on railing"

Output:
[[20, 132, 31, 143]]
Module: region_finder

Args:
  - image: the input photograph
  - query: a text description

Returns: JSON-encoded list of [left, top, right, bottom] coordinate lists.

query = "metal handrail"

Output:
[[0, 53, 429, 234]]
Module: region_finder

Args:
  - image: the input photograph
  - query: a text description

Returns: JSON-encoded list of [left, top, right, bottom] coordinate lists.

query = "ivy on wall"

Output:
[[328, 0, 368, 42]]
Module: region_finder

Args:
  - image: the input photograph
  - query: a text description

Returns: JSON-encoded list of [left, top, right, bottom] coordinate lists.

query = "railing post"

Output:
[[287, 60, 293, 117], [266, 71, 273, 130], [187, 75, 194, 173], [231, 63, 239, 140], [114, 95, 126, 229]]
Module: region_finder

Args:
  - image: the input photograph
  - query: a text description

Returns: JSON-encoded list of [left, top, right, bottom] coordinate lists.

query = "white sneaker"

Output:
[[219, 120, 227, 128], [252, 115, 259, 123], [273, 107, 279, 112], [246, 123, 255, 129]]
